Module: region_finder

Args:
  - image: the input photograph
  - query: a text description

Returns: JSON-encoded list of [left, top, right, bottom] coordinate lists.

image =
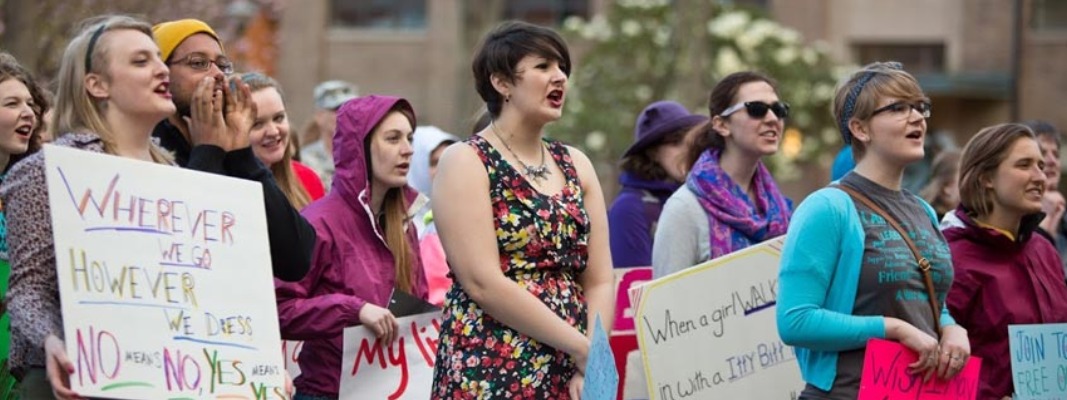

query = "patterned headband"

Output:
[[838, 62, 904, 145]]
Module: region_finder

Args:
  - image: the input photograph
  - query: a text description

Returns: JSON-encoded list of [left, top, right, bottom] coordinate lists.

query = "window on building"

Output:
[[330, 0, 427, 29], [505, 0, 590, 26], [721, 0, 769, 9], [1032, 0, 1067, 31], [854, 43, 946, 74]]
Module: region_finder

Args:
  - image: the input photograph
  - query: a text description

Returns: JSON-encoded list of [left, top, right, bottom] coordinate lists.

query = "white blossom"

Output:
[[774, 46, 798, 64], [735, 32, 762, 55], [581, 15, 614, 42], [707, 11, 750, 38], [715, 47, 744, 74], [563, 15, 585, 33], [776, 27, 801, 45], [618, 0, 669, 9], [653, 26, 672, 47], [802, 48, 818, 65], [585, 131, 607, 151], [621, 19, 642, 37], [635, 85, 653, 101], [749, 20, 777, 43], [813, 83, 835, 102]]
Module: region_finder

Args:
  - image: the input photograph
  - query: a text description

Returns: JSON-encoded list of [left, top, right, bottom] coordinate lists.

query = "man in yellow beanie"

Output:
[[151, 18, 315, 283]]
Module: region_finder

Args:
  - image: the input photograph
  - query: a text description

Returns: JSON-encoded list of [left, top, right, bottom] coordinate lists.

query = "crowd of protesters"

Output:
[[0, 12, 1061, 400]]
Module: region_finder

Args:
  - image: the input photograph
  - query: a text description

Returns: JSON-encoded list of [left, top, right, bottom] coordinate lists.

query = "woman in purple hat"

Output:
[[651, 71, 793, 278], [608, 101, 707, 268]]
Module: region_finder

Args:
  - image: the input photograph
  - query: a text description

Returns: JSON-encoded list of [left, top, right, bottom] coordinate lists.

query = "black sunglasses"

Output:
[[871, 100, 932, 119], [720, 101, 790, 119]]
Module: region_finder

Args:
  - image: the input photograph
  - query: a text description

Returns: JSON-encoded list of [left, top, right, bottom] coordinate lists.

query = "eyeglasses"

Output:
[[720, 101, 790, 119], [871, 100, 932, 119], [168, 53, 234, 75]]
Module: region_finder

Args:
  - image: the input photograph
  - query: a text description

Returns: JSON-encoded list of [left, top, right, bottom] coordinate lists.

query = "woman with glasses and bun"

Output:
[[651, 71, 793, 278], [777, 62, 968, 398]]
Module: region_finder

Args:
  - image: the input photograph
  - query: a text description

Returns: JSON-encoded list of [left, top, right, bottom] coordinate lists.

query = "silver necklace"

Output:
[[490, 121, 551, 183]]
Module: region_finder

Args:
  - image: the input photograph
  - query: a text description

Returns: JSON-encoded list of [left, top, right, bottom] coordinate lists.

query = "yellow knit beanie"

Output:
[[152, 19, 221, 62]]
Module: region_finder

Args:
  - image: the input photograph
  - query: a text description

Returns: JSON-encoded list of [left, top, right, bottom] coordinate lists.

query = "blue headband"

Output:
[[839, 62, 905, 145], [838, 72, 876, 145]]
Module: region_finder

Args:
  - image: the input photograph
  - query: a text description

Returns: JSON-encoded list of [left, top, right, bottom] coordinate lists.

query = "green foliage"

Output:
[[549, 0, 845, 181]]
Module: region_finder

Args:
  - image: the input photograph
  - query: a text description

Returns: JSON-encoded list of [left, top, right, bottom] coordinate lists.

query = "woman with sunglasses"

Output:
[[651, 71, 792, 278], [777, 62, 967, 398], [943, 123, 1067, 400]]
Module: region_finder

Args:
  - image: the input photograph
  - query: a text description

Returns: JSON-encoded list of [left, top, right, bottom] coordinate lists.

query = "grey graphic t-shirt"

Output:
[[800, 172, 954, 400]]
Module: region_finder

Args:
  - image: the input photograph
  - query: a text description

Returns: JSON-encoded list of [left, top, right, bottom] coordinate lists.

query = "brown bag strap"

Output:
[[833, 184, 942, 331]]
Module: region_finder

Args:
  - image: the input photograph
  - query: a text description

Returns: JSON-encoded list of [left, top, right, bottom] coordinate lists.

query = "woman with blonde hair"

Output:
[[0, 15, 256, 398], [240, 72, 324, 209], [919, 150, 962, 220], [777, 62, 968, 398]]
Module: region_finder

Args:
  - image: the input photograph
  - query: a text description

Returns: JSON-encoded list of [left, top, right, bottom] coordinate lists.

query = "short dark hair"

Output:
[[685, 71, 777, 171], [472, 20, 570, 118], [620, 127, 689, 182], [1023, 120, 1061, 149]]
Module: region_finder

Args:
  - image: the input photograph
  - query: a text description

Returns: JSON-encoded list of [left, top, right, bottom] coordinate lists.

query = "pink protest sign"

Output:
[[859, 338, 981, 400], [613, 267, 652, 333]]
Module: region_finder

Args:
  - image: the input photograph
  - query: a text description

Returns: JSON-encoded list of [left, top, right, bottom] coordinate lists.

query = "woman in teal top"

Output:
[[0, 52, 49, 398], [776, 62, 968, 398]]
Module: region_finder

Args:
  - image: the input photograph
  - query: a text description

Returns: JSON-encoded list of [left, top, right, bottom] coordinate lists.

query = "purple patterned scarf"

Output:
[[686, 148, 792, 259]]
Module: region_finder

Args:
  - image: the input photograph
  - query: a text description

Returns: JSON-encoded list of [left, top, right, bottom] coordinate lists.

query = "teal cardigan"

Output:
[[776, 187, 956, 391]]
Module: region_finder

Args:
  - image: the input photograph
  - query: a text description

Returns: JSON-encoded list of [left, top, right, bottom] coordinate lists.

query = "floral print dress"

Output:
[[431, 135, 590, 399]]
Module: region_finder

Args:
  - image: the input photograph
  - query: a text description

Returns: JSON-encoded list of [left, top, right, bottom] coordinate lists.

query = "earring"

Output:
[[505, 94, 510, 103]]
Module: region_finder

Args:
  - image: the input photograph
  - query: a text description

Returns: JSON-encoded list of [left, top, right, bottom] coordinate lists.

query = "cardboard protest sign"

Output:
[[632, 237, 803, 399], [1009, 323, 1067, 400], [44, 145, 286, 399], [584, 315, 620, 400], [858, 338, 981, 399], [339, 311, 441, 400]]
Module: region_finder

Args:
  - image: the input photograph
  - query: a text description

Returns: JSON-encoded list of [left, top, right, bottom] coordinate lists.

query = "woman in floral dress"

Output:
[[430, 21, 615, 399]]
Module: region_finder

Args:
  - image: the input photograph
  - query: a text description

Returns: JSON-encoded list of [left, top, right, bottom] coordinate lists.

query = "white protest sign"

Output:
[[45, 145, 286, 399], [339, 311, 441, 400], [282, 340, 303, 379], [633, 237, 802, 399]]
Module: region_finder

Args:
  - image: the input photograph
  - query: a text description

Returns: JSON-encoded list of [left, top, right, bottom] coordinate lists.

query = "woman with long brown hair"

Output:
[[240, 72, 324, 209], [652, 71, 793, 278], [274, 95, 428, 399]]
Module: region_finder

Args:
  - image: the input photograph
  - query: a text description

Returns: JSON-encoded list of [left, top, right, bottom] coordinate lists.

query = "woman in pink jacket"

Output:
[[275, 95, 428, 399]]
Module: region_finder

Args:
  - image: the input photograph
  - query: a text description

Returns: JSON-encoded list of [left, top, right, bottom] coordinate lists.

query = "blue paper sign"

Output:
[[583, 314, 619, 400], [1008, 323, 1067, 400]]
